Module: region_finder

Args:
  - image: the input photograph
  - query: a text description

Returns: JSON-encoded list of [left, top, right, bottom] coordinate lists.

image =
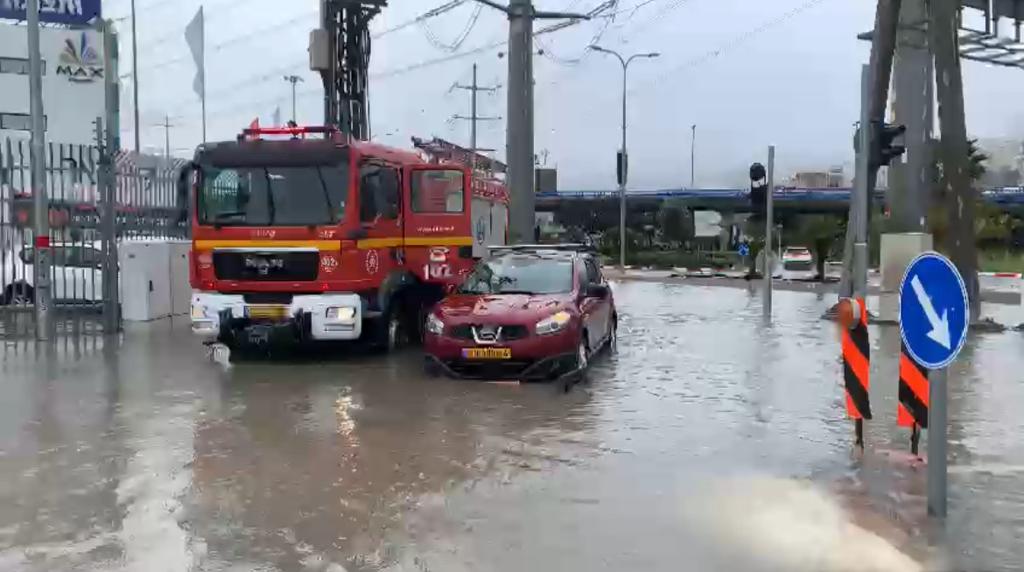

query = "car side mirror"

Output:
[[585, 283, 609, 299]]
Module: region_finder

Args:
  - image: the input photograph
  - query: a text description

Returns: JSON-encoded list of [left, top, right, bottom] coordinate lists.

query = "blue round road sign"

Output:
[[899, 252, 969, 370], [738, 243, 750, 257]]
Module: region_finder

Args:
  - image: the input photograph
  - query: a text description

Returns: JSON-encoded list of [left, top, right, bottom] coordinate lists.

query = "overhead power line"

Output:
[[373, 0, 468, 38], [420, 3, 485, 52]]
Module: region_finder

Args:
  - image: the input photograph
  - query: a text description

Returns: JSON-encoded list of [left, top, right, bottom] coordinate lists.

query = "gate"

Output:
[[1, 136, 188, 339]]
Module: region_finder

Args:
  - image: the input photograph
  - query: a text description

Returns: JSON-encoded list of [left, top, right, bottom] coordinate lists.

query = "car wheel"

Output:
[[2, 283, 33, 306], [607, 317, 617, 353]]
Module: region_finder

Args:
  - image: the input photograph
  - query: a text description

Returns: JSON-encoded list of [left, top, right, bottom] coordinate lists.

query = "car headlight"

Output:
[[425, 313, 444, 335], [326, 306, 357, 322], [536, 310, 572, 335]]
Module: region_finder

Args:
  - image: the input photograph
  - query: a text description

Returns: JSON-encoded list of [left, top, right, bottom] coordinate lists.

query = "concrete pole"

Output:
[[27, 0, 51, 340], [506, 0, 536, 243], [930, 0, 981, 319], [764, 145, 775, 319], [131, 0, 141, 154], [892, 0, 933, 233]]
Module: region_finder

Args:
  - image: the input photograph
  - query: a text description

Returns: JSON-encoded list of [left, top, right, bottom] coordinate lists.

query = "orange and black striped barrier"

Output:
[[897, 342, 929, 455], [838, 297, 872, 447]]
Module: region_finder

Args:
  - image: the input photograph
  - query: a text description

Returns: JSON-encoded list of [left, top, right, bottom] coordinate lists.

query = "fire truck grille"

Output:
[[213, 251, 320, 282]]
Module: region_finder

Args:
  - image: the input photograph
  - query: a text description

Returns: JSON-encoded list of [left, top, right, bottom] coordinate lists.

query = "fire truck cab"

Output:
[[184, 125, 508, 349]]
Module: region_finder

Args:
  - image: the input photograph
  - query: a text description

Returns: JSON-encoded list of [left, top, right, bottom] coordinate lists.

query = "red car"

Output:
[[424, 245, 617, 383]]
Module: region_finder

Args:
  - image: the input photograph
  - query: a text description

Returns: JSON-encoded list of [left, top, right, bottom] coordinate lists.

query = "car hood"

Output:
[[435, 293, 573, 324]]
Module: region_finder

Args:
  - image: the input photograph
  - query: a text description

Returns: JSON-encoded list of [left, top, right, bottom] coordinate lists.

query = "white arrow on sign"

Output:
[[911, 275, 952, 349]]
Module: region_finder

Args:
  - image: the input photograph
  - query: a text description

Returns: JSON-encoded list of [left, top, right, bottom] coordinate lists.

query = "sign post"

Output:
[[899, 251, 970, 517]]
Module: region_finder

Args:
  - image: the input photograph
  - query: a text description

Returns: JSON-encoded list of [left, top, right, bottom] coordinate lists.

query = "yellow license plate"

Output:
[[463, 348, 512, 360], [247, 305, 289, 321]]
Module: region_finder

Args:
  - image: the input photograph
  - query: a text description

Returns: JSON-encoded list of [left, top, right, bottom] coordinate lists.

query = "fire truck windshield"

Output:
[[198, 165, 348, 227]]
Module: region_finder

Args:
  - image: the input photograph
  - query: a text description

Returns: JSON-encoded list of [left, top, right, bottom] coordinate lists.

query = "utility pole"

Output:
[[283, 75, 304, 124], [452, 63, 500, 171], [131, 0, 141, 154], [690, 124, 696, 188], [474, 0, 590, 243], [156, 115, 174, 160], [27, 0, 51, 340]]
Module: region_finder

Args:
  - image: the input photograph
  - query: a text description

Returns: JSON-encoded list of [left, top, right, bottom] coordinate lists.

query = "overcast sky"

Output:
[[106, 0, 1024, 189]]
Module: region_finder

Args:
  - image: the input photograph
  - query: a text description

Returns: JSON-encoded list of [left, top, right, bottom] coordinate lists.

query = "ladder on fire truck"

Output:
[[310, 0, 387, 141]]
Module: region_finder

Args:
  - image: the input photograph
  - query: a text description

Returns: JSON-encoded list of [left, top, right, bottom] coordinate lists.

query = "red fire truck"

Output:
[[185, 125, 508, 349]]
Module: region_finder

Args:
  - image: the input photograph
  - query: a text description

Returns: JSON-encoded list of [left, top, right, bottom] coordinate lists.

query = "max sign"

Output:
[[56, 33, 103, 83], [0, 0, 102, 26]]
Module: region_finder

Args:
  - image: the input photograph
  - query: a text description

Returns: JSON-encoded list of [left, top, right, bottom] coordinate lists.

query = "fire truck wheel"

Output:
[[374, 302, 406, 352]]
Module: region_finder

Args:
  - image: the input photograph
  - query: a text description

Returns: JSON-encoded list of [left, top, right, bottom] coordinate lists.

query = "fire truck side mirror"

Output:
[[176, 162, 197, 225]]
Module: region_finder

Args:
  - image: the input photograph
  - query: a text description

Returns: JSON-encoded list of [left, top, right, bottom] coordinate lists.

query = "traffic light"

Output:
[[871, 122, 907, 168], [749, 162, 767, 219]]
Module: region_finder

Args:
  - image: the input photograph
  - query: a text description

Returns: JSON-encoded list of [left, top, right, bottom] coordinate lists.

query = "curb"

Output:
[[979, 272, 1022, 279]]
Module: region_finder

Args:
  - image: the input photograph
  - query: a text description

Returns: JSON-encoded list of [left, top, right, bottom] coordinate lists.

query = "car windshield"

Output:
[[198, 165, 348, 226], [459, 255, 573, 295]]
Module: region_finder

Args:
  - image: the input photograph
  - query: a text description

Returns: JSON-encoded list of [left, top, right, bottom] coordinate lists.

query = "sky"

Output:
[[105, 0, 1024, 190]]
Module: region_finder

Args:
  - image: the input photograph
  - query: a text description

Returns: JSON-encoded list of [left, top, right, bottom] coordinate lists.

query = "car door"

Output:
[[357, 162, 403, 281], [575, 259, 604, 350], [582, 256, 610, 345]]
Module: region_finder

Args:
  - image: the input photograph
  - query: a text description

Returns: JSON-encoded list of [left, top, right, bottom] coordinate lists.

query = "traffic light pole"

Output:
[[854, 65, 872, 300], [763, 145, 775, 320]]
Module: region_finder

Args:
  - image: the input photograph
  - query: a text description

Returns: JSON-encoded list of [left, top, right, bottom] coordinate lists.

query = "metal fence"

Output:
[[1, 136, 188, 339]]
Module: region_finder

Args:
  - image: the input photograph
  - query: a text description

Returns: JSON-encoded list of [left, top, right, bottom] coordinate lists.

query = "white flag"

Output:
[[272, 106, 281, 127], [184, 6, 204, 99]]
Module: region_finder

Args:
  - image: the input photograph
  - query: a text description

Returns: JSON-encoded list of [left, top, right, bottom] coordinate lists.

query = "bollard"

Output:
[[897, 342, 929, 456], [838, 297, 872, 448]]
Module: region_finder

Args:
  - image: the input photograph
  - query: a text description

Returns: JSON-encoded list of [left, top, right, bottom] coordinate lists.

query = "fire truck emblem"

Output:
[[364, 249, 380, 275], [429, 247, 449, 263], [244, 255, 284, 276]]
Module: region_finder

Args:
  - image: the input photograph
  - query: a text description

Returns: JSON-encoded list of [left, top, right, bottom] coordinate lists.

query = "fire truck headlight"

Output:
[[425, 313, 445, 335], [191, 304, 207, 319], [326, 306, 357, 322]]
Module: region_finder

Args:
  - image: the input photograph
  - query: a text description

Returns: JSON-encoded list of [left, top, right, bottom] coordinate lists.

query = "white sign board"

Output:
[[0, 23, 107, 146]]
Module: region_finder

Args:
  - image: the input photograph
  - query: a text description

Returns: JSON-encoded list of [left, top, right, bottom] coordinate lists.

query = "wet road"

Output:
[[1, 283, 1023, 571]]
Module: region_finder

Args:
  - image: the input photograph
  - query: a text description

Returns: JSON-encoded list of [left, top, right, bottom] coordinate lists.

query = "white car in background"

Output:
[[1, 243, 105, 305], [778, 246, 818, 281]]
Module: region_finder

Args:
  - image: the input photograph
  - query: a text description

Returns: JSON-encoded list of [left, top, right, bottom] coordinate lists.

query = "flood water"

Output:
[[1, 281, 1022, 571]]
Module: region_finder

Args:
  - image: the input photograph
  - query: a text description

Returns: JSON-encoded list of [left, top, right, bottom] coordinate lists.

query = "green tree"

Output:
[[658, 200, 694, 245], [793, 214, 843, 280], [928, 138, 988, 248]]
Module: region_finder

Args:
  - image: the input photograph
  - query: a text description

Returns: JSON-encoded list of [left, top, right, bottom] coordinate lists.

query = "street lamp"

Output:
[[589, 45, 660, 270]]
